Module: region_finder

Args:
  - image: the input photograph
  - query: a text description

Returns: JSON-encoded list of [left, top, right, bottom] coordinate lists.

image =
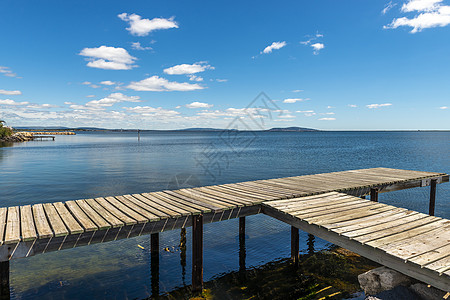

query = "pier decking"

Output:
[[0, 167, 448, 296]]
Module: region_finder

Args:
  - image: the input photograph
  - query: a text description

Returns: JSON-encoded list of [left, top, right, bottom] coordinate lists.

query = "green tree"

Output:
[[0, 120, 13, 138]]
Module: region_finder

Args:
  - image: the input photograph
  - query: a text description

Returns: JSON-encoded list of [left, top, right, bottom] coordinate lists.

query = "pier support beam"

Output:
[[192, 215, 203, 292], [429, 179, 437, 216], [239, 217, 246, 273], [150, 233, 159, 298], [291, 226, 299, 267], [0, 261, 9, 300], [370, 188, 379, 202]]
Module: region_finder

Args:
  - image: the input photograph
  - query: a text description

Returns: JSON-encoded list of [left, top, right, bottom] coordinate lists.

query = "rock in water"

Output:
[[358, 266, 414, 295]]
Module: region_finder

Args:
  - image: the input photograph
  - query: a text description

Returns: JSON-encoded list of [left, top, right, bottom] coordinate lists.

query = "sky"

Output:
[[0, 0, 449, 130]]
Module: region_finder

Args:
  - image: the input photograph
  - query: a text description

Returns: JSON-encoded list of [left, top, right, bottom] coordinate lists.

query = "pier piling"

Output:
[[0, 261, 9, 300], [291, 226, 299, 267], [429, 179, 437, 216], [192, 215, 203, 292], [370, 188, 379, 202], [151, 233, 159, 297], [239, 217, 246, 274]]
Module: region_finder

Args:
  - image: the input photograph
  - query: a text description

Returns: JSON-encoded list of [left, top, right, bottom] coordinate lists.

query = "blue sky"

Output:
[[0, 0, 449, 130]]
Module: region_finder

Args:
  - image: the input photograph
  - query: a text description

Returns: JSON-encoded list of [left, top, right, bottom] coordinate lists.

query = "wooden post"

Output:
[[370, 188, 379, 202], [192, 215, 203, 292], [429, 179, 437, 216], [239, 217, 246, 273], [0, 261, 9, 300], [150, 233, 159, 298], [137, 129, 140, 141], [291, 226, 299, 267]]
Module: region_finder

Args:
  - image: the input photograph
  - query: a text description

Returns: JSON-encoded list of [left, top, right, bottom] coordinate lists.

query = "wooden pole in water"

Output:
[[137, 129, 140, 141], [239, 217, 246, 273], [192, 215, 203, 292], [429, 179, 437, 216], [151, 233, 159, 297], [370, 188, 379, 202], [0, 261, 9, 300], [291, 226, 299, 267]]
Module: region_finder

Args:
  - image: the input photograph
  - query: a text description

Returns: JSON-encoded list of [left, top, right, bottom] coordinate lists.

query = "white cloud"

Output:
[[402, 0, 443, 12], [127, 76, 204, 92], [0, 99, 29, 105], [321, 112, 335, 115], [100, 81, 116, 86], [0, 89, 21, 95], [26, 103, 58, 109], [118, 13, 178, 36], [366, 103, 393, 109], [123, 106, 180, 118], [86, 93, 141, 108], [131, 42, 153, 51], [327, 106, 334, 109], [283, 98, 306, 103], [64, 102, 74, 105], [382, 1, 398, 14], [186, 101, 213, 108], [164, 62, 214, 75], [82, 81, 91, 85], [0, 66, 19, 78], [79, 46, 137, 70], [318, 117, 336, 121], [296, 110, 316, 117], [292, 89, 303, 93], [216, 79, 228, 82], [439, 106, 448, 109], [385, 0, 450, 32], [262, 41, 287, 54], [348, 104, 358, 107], [311, 43, 325, 55], [86, 95, 96, 98], [188, 75, 204, 82]]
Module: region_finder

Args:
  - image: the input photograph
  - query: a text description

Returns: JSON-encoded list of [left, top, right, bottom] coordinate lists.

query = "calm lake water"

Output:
[[0, 131, 449, 299]]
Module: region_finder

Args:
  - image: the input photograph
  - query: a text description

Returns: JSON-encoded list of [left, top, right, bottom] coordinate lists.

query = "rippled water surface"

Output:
[[0, 131, 449, 299]]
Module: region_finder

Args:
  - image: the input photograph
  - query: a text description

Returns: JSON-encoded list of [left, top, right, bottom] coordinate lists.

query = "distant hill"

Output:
[[12, 126, 318, 132], [266, 127, 318, 132]]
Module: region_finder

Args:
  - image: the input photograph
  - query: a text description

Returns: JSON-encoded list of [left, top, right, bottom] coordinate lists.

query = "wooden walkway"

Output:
[[263, 192, 450, 291], [0, 167, 448, 295]]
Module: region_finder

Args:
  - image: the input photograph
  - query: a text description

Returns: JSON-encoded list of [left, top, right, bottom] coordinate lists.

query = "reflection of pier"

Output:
[[31, 135, 55, 141], [0, 168, 448, 298]]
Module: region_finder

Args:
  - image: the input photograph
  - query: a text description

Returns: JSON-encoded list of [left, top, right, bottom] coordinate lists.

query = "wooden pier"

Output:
[[31, 135, 55, 141], [0, 167, 448, 297]]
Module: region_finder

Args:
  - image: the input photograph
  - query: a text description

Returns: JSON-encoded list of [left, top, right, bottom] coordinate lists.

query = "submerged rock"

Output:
[[358, 267, 414, 295]]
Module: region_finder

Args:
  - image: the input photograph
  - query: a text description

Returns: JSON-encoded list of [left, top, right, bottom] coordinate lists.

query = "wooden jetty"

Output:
[[31, 135, 55, 141], [0, 167, 448, 297]]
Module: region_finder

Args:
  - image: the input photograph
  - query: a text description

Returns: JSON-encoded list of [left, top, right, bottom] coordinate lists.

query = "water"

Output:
[[0, 131, 449, 299]]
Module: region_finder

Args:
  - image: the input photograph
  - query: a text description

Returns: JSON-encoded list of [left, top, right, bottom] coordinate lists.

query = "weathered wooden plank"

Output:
[[75, 200, 111, 230], [104, 196, 148, 223], [32, 204, 53, 239], [65, 201, 97, 232], [365, 219, 449, 248], [140, 193, 190, 217], [5, 207, 20, 244], [409, 243, 450, 267], [163, 190, 224, 211], [20, 205, 37, 241], [42, 203, 69, 237], [179, 188, 242, 207], [114, 195, 160, 221], [121, 194, 170, 219], [84, 199, 124, 228], [0, 208, 7, 245], [130, 194, 181, 218], [53, 202, 84, 234]]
